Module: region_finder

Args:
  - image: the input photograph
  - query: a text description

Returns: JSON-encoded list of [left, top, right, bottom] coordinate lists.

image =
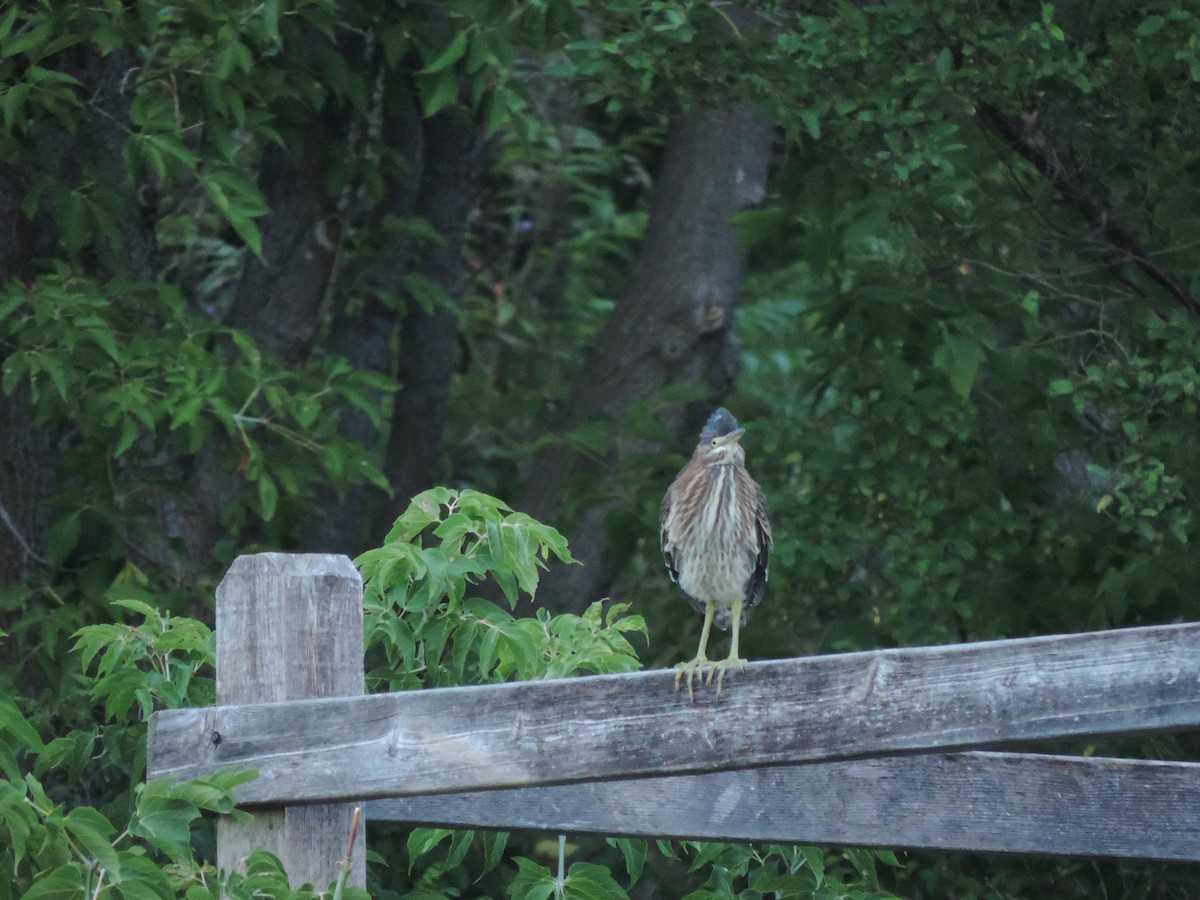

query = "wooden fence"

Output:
[[147, 553, 1200, 889]]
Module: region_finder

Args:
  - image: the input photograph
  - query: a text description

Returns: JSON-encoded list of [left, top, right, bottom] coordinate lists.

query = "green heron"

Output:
[[661, 407, 772, 699]]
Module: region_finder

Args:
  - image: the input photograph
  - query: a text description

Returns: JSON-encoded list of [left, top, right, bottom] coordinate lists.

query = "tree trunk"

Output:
[[0, 167, 52, 588], [376, 110, 483, 530], [164, 97, 349, 566], [299, 98, 484, 553], [519, 105, 773, 612], [0, 390, 56, 585], [225, 110, 346, 365], [298, 79, 423, 555]]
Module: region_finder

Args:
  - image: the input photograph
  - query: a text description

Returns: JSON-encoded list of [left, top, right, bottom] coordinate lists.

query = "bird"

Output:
[[661, 407, 772, 700]]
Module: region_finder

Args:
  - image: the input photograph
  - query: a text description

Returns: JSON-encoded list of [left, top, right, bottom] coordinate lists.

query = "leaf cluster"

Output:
[[359, 487, 645, 691], [0, 600, 309, 898], [0, 270, 393, 569]]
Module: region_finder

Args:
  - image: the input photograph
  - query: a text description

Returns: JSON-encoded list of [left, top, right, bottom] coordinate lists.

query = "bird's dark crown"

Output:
[[699, 407, 740, 442]]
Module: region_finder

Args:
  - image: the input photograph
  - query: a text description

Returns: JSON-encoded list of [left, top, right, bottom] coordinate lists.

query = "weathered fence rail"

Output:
[[150, 620, 1200, 803], [369, 752, 1200, 862], [146, 553, 1200, 888]]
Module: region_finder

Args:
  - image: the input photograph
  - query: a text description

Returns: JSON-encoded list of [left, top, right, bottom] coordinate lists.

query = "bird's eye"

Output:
[[711, 438, 719, 446]]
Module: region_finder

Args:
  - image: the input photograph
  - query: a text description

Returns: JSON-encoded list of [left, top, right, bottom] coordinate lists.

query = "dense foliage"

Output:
[[2, 0, 1199, 896]]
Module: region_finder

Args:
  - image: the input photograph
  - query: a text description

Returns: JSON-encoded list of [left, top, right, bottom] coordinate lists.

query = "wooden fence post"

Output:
[[215, 553, 365, 889]]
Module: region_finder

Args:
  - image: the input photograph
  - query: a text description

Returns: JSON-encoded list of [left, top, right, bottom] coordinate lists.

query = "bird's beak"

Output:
[[715, 428, 745, 447]]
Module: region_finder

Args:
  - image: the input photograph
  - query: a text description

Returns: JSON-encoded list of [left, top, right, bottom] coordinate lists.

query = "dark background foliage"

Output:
[[2, 0, 1199, 896]]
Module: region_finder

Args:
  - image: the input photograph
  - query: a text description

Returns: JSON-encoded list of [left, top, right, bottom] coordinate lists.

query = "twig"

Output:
[[976, 101, 1200, 320], [555, 834, 567, 900], [0, 500, 48, 566], [331, 806, 362, 900]]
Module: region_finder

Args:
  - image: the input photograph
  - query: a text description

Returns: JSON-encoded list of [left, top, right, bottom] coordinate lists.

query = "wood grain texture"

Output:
[[148, 621, 1200, 806], [370, 752, 1200, 862], [209, 553, 366, 889]]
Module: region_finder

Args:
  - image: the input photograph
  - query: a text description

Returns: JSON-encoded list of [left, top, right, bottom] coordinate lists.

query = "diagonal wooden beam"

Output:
[[148, 621, 1200, 806], [370, 752, 1200, 862]]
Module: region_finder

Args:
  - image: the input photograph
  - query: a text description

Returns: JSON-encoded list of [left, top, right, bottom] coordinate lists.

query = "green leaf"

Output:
[[482, 830, 509, 874], [380, 21, 411, 67], [0, 7, 19, 43], [875, 848, 902, 867], [2, 16, 52, 57], [0, 783, 34, 869], [39, 351, 71, 402], [507, 857, 556, 900], [261, 0, 281, 43], [203, 174, 265, 257], [932, 332, 986, 399], [114, 416, 141, 457], [421, 68, 459, 117], [799, 107, 821, 139], [799, 845, 825, 885], [82, 323, 120, 363], [64, 806, 121, 880], [110, 597, 160, 619], [142, 134, 198, 174], [0, 698, 44, 753], [257, 474, 278, 521], [46, 510, 81, 566], [935, 47, 953, 77], [168, 395, 206, 431], [1136, 14, 1165, 36], [611, 838, 646, 886], [112, 859, 174, 900], [407, 827, 453, 869], [129, 782, 201, 858], [3, 81, 30, 132], [483, 90, 510, 136], [844, 847, 878, 883], [23, 866, 86, 900], [563, 862, 630, 899], [402, 272, 451, 313], [421, 30, 469, 73], [1048, 378, 1074, 395], [444, 828, 475, 871], [166, 778, 237, 815]]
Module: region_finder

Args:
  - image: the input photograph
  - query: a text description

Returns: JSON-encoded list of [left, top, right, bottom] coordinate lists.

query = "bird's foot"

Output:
[[674, 656, 714, 702], [674, 655, 746, 701], [708, 654, 747, 699]]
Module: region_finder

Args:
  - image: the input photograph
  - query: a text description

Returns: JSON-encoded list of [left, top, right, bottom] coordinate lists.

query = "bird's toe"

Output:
[[674, 656, 715, 702], [712, 656, 747, 698]]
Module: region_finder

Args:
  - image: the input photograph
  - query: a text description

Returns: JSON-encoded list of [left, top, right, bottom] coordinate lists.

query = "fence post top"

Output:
[[221, 552, 360, 581]]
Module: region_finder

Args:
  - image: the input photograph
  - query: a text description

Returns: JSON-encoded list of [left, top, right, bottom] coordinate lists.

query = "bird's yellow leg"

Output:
[[675, 601, 716, 701], [709, 596, 747, 699]]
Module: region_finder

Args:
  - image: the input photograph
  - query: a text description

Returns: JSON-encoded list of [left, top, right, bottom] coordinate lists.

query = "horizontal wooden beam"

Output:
[[147, 622, 1200, 806], [370, 752, 1200, 862]]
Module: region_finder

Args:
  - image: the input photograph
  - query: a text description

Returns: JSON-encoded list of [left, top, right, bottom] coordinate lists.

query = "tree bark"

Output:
[[300, 94, 484, 553], [518, 105, 773, 612], [0, 163, 43, 285], [225, 110, 346, 365], [166, 96, 349, 566], [375, 110, 483, 530], [0, 389, 56, 585], [90, 47, 160, 281], [0, 166, 53, 587], [297, 79, 423, 555]]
